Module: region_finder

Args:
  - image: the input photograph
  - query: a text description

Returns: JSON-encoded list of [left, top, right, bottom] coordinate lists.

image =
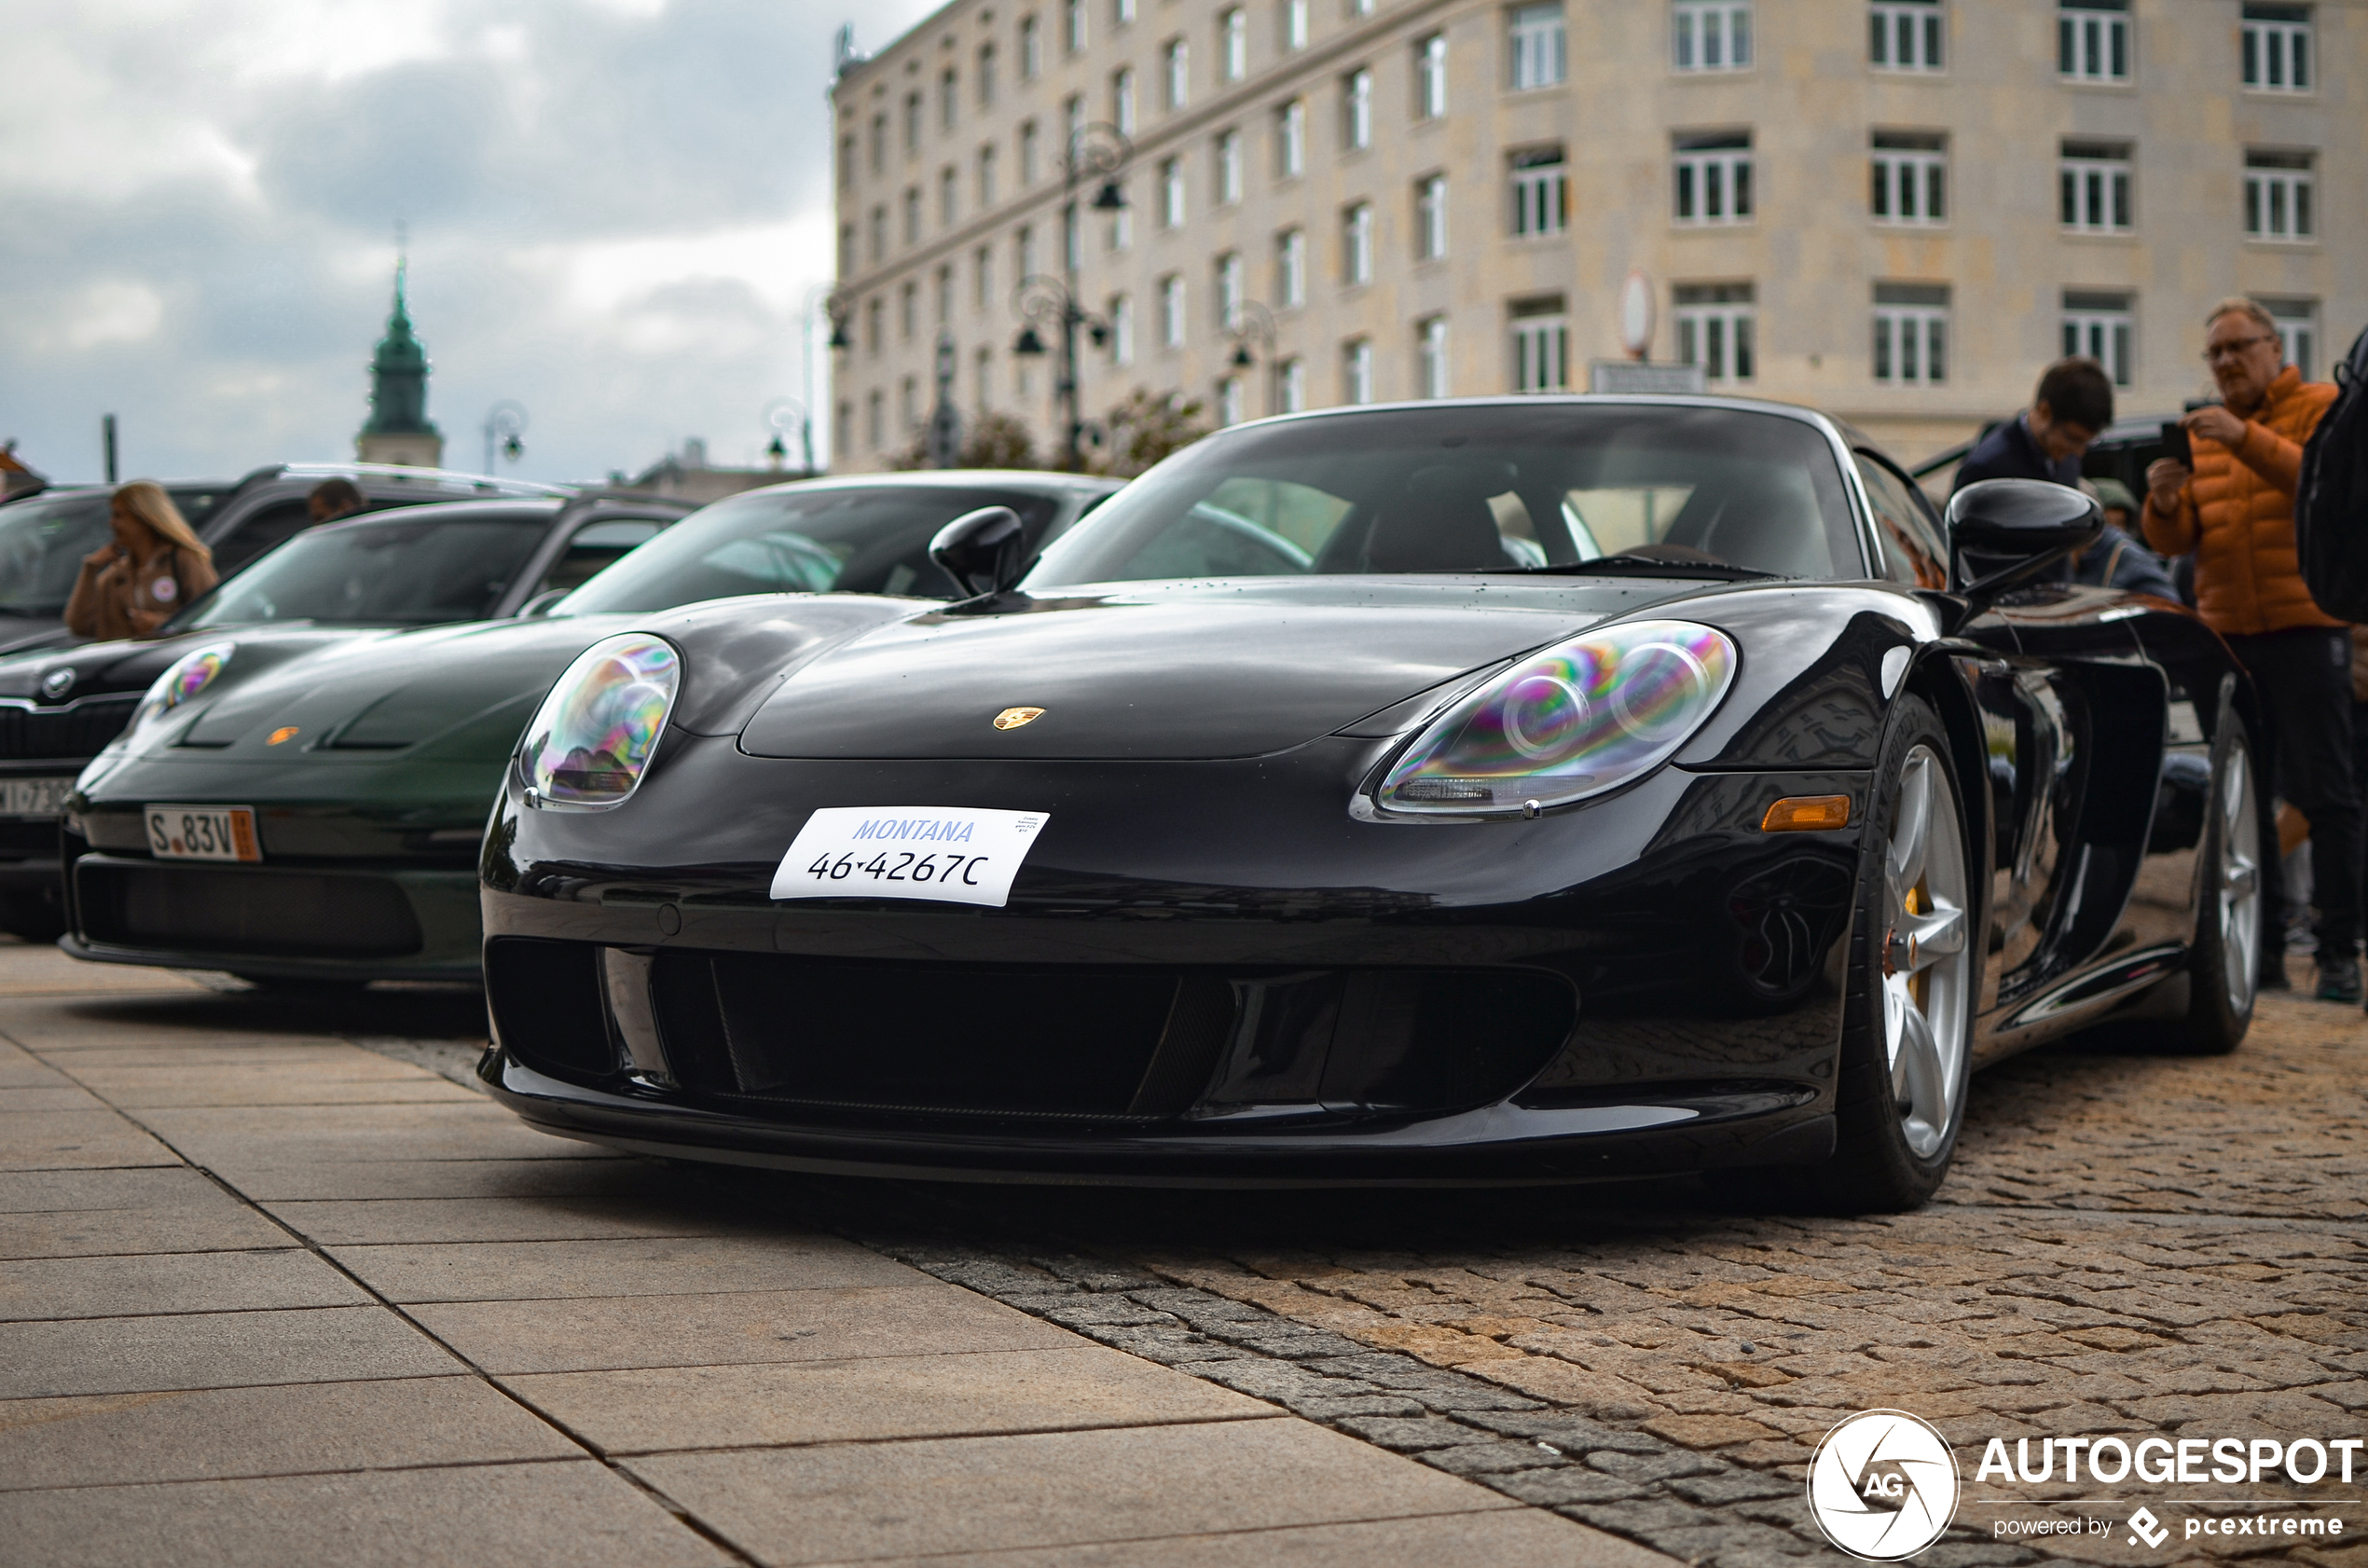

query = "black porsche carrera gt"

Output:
[[479, 396, 2262, 1209]]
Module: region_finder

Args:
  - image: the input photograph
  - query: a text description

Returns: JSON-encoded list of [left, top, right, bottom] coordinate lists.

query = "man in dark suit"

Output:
[[1953, 358, 2115, 492]]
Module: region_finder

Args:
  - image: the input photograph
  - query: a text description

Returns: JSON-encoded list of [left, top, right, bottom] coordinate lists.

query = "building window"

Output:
[[1110, 294, 1135, 365], [837, 399, 854, 455], [1343, 67, 1372, 148], [974, 245, 994, 311], [2060, 140, 2133, 232], [871, 113, 888, 173], [978, 145, 999, 207], [2059, 0, 2129, 82], [1021, 15, 1041, 76], [1414, 34, 1447, 118], [1343, 201, 1373, 284], [1221, 7, 1247, 80], [1350, 0, 1373, 15], [1108, 185, 1133, 251], [1218, 377, 1246, 427], [1063, 201, 1081, 269], [1344, 338, 1374, 404], [868, 205, 887, 262], [1673, 131, 1753, 225], [1165, 38, 1191, 108], [1017, 224, 1037, 282], [1675, 282, 1755, 382], [2244, 149, 2315, 241], [940, 166, 959, 227], [1111, 67, 1136, 134], [1066, 93, 1086, 150], [1277, 227, 1306, 307], [1285, 0, 1309, 51], [974, 349, 993, 411], [904, 92, 923, 155], [1067, 0, 1087, 52], [979, 44, 998, 107], [942, 68, 959, 131], [1020, 122, 1040, 185], [1161, 274, 1186, 347], [1278, 357, 1306, 414], [901, 376, 917, 431], [1115, 0, 1135, 24], [1509, 297, 1569, 393], [1511, 146, 1568, 236], [1415, 173, 1448, 260], [865, 296, 883, 356], [1674, 1, 1751, 71], [1216, 130, 1244, 204], [902, 187, 922, 245], [2242, 4, 2311, 90], [1216, 252, 1245, 328], [1871, 131, 1946, 224], [1509, 3, 1566, 89], [1277, 100, 1306, 177], [2061, 290, 2133, 386], [899, 282, 917, 341], [1160, 158, 1186, 227], [840, 132, 857, 187], [2259, 296, 2320, 380], [935, 265, 954, 325], [1873, 282, 1948, 384], [1870, 0, 1943, 70], [1417, 315, 1450, 398], [838, 223, 855, 274], [867, 390, 884, 449]]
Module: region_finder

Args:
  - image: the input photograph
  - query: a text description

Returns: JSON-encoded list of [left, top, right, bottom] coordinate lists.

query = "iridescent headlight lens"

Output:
[[1378, 620, 1736, 814], [130, 641, 235, 736], [519, 633, 681, 808]]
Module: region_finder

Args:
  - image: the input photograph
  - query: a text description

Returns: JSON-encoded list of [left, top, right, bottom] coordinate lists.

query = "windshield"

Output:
[[0, 491, 112, 615], [556, 484, 1064, 614], [1029, 404, 1862, 585], [174, 514, 549, 628]]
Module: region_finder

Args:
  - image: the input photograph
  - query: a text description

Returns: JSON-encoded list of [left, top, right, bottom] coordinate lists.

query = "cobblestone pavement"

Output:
[[700, 955, 2368, 1568], [88, 953, 2363, 1567]]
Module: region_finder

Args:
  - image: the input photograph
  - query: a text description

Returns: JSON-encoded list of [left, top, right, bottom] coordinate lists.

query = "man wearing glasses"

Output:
[[2144, 297, 2350, 1001]]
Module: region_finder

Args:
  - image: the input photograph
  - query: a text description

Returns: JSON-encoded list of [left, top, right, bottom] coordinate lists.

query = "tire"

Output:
[[2155, 718, 2262, 1055], [1810, 695, 1976, 1213]]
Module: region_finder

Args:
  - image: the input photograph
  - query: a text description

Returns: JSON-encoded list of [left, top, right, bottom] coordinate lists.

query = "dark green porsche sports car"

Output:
[[59, 472, 1119, 986]]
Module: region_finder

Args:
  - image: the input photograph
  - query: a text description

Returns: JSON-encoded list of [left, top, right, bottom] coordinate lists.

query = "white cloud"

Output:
[[66, 282, 166, 349]]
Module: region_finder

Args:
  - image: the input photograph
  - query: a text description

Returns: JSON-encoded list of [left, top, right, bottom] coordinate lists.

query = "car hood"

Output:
[[738, 578, 1688, 761]]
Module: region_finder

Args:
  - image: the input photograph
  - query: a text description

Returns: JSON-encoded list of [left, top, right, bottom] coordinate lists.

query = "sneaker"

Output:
[[2261, 965, 2293, 992], [2316, 956, 2362, 1004]]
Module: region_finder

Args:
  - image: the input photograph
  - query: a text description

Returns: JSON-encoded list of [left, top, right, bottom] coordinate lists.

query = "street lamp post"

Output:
[[762, 398, 806, 472], [1223, 300, 1278, 420], [481, 401, 528, 475], [1010, 122, 1130, 469]]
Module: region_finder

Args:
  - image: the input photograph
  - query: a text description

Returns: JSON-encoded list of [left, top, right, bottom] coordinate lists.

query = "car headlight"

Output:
[[518, 633, 681, 809], [1377, 619, 1736, 815], [129, 641, 236, 738]]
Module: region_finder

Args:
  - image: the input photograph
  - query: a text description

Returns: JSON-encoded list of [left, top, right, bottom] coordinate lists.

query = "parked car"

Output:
[[0, 491, 689, 939], [0, 463, 569, 661], [465, 397, 2260, 1210], [59, 472, 1122, 984]]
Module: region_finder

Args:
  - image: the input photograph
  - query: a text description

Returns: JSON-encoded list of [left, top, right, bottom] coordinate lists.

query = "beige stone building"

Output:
[[827, 0, 2361, 470]]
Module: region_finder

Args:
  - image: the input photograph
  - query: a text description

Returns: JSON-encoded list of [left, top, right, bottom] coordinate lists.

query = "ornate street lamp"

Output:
[[1010, 121, 1130, 469], [481, 401, 528, 475], [763, 398, 807, 473], [1223, 300, 1278, 419]]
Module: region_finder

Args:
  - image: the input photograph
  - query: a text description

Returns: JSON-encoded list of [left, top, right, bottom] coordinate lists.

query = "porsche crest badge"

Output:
[[993, 707, 1045, 730]]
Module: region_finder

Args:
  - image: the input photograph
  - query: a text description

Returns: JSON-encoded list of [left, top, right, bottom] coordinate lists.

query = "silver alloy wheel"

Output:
[[2217, 744, 2263, 1014], [1880, 743, 1971, 1161]]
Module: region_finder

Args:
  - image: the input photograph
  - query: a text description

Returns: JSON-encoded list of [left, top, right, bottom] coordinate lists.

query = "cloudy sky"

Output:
[[2, 0, 943, 487]]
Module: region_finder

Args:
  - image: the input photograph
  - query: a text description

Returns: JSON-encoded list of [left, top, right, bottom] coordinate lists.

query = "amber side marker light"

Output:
[[1761, 794, 1851, 832]]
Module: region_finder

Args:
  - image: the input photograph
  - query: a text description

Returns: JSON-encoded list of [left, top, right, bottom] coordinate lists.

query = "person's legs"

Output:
[[2226, 635, 2294, 989], [2233, 628, 2361, 998]]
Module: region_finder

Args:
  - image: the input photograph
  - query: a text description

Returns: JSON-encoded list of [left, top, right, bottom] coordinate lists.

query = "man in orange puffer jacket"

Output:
[[2144, 297, 2348, 999]]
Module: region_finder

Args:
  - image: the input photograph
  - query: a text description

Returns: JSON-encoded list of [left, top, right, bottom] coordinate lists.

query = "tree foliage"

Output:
[[1089, 387, 1213, 478], [885, 410, 1040, 472]]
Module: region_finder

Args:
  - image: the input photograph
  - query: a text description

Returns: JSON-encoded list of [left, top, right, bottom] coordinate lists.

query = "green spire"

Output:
[[363, 243, 437, 438]]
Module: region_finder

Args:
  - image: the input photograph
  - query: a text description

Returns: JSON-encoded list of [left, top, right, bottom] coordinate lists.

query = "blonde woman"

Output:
[[65, 481, 220, 640]]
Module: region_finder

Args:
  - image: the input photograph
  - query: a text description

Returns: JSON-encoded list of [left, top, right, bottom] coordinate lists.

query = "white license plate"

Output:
[[0, 777, 74, 818], [770, 806, 1048, 908], [145, 805, 261, 862]]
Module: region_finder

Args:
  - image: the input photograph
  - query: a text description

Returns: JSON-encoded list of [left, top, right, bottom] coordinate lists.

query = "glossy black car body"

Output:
[[477, 397, 2259, 1194], [1, 492, 688, 937]]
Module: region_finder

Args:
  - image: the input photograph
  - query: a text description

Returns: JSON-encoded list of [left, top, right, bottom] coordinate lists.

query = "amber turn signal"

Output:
[[1760, 794, 1851, 832]]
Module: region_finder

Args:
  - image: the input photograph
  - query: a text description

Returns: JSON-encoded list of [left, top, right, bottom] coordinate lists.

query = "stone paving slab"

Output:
[[410, 1282, 1082, 1375], [504, 1345, 1275, 1454], [0, 1196, 293, 1261], [216, 1155, 642, 1202], [0, 1305, 467, 1398], [0, 1107, 179, 1171], [264, 1194, 775, 1245], [325, 1234, 915, 1303], [0, 1376, 580, 1491], [131, 1102, 620, 1170], [627, 1420, 1529, 1564], [0, 1084, 112, 1114], [0, 1247, 365, 1320], [0, 1039, 71, 1087], [828, 1509, 1680, 1568], [0, 1460, 729, 1568]]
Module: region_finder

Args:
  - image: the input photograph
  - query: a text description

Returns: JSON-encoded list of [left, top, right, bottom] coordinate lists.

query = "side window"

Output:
[[206, 502, 316, 575], [1854, 450, 1947, 588], [534, 519, 664, 598]]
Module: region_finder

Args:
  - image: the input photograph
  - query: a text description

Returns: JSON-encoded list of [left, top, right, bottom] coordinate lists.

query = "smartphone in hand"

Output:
[[2159, 420, 2194, 468]]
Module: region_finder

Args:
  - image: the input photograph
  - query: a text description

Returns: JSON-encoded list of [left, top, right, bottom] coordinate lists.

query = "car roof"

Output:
[[300, 497, 567, 537], [229, 462, 573, 502], [732, 470, 1125, 501]]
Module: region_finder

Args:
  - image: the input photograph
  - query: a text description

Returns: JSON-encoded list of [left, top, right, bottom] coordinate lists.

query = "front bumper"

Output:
[[477, 732, 1869, 1183]]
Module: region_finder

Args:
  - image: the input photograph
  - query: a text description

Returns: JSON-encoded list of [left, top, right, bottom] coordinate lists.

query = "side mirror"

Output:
[[929, 506, 1027, 598], [1943, 479, 2103, 618]]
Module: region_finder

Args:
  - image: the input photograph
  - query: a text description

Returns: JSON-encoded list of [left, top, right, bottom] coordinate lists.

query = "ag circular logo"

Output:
[[1807, 1409, 1960, 1561]]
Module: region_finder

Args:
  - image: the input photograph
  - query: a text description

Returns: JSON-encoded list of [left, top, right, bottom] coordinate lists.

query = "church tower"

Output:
[[355, 251, 443, 468]]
